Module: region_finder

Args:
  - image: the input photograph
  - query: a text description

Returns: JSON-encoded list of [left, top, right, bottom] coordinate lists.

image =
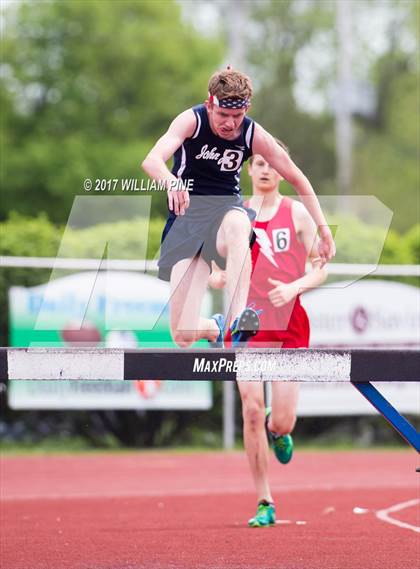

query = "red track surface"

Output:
[[1, 450, 419, 569]]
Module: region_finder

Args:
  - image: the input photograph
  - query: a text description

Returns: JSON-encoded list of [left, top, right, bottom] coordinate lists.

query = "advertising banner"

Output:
[[297, 279, 420, 415], [8, 271, 213, 410]]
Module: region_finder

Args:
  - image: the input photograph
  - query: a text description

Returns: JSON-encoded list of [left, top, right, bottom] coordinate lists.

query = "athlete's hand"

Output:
[[318, 226, 335, 267], [267, 278, 298, 308], [208, 262, 227, 289], [168, 187, 190, 216]]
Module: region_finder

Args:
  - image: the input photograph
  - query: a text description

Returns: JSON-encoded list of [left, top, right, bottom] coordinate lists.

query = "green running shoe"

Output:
[[248, 501, 276, 528], [265, 407, 294, 465]]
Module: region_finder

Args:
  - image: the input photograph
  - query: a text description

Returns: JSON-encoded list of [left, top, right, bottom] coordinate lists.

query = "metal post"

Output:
[[223, 379, 236, 449], [335, 0, 353, 208], [352, 382, 420, 452]]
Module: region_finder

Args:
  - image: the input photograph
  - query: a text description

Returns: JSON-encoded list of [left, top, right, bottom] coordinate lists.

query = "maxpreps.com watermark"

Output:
[[193, 357, 276, 374], [83, 178, 194, 192]]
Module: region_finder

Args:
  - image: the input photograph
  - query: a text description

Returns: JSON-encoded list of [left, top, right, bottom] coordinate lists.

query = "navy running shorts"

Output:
[[158, 195, 256, 281]]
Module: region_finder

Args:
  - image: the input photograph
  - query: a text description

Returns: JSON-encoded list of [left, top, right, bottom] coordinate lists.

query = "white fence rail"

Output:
[[1, 256, 419, 277]]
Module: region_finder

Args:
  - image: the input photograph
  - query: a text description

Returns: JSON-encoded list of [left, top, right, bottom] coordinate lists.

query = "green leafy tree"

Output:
[[243, 0, 418, 235], [352, 0, 419, 232], [243, 0, 336, 195], [404, 224, 420, 264], [354, 49, 419, 232], [1, 0, 223, 221]]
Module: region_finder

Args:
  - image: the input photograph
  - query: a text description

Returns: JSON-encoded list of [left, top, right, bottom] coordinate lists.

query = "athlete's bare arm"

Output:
[[252, 124, 335, 266], [293, 201, 324, 265], [267, 202, 328, 308], [142, 109, 196, 215]]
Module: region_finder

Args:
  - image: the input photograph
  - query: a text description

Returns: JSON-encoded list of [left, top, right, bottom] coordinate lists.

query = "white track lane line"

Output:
[[375, 499, 420, 533]]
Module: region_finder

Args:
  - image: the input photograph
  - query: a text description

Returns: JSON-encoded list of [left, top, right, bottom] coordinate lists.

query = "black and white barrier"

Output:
[[1, 347, 419, 453], [0, 347, 419, 382]]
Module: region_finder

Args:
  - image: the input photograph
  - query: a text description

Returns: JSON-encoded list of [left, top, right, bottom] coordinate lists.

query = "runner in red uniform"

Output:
[[209, 140, 328, 527], [246, 193, 310, 349]]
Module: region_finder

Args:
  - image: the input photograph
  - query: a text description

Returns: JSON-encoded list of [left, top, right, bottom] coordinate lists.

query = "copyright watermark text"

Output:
[[83, 178, 194, 192]]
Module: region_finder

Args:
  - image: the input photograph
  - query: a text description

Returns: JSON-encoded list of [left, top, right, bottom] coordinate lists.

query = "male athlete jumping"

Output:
[[210, 141, 327, 527], [142, 67, 334, 348]]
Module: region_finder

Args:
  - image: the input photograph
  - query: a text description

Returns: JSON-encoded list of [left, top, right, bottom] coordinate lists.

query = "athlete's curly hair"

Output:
[[208, 66, 253, 101]]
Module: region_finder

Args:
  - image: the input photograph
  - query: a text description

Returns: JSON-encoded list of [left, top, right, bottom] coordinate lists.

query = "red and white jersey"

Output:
[[242, 196, 310, 347], [245, 196, 307, 300]]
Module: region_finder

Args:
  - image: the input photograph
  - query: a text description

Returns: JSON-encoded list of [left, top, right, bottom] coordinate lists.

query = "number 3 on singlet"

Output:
[[219, 149, 243, 171], [272, 228, 290, 252]]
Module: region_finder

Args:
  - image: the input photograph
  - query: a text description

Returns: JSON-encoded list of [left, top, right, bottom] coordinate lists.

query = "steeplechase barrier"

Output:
[[0, 347, 419, 453]]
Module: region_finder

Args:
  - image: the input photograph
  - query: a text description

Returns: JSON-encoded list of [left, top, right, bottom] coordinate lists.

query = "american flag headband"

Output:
[[208, 93, 250, 109]]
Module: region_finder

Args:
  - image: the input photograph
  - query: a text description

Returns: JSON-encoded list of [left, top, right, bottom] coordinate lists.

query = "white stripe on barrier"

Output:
[[236, 349, 351, 382], [7, 348, 124, 381]]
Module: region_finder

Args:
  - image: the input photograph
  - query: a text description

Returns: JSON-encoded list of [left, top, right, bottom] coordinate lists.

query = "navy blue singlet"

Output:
[[171, 104, 255, 196], [158, 105, 256, 281]]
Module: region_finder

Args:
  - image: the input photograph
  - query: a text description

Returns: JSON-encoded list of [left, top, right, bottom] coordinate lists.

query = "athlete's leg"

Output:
[[268, 382, 299, 435], [237, 381, 273, 503], [170, 256, 220, 347], [216, 209, 252, 327]]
